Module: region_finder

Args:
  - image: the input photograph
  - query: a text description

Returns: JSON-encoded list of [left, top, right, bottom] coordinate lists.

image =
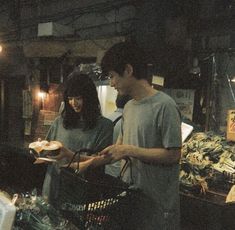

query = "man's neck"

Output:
[[131, 79, 157, 101]]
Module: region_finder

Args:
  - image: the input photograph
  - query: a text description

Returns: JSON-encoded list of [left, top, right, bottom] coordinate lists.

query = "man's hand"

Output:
[[100, 144, 181, 165], [99, 144, 135, 163]]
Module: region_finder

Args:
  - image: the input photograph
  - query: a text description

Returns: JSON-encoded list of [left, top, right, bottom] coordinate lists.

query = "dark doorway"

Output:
[[0, 75, 25, 146]]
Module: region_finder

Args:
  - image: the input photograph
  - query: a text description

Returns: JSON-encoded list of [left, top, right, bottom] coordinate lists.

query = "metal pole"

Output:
[[0, 79, 5, 142], [205, 54, 216, 132], [205, 53, 220, 132]]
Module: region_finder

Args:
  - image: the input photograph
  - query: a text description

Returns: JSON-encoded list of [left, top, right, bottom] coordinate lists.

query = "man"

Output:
[[100, 41, 182, 230]]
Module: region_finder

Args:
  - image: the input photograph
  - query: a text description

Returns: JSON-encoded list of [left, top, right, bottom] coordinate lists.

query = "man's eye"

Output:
[[108, 73, 113, 79]]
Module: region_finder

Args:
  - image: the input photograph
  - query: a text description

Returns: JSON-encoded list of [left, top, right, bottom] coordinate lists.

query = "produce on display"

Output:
[[180, 132, 235, 194]]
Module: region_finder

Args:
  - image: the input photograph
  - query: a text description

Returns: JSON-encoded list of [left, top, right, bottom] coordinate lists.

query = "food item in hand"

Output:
[[29, 139, 49, 153], [29, 139, 62, 157], [43, 141, 63, 154]]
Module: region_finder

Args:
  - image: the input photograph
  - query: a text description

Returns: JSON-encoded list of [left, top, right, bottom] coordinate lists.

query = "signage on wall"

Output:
[[227, 110, 235, 141], [164, 89, 195, 121]]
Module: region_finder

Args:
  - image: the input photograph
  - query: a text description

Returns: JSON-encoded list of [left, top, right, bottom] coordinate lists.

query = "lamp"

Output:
[[38, 91, 47, 100], [231, 76, 235, 83], [38, 82, 49, 109], [189, 57, 201, 75], [39, 81, 49, 95]]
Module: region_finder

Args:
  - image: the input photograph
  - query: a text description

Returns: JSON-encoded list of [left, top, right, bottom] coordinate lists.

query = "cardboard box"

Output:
[[227, 110, 235, 141]]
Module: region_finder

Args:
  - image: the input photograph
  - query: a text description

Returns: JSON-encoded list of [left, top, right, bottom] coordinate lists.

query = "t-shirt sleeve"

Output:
[[161, 102, 182, 148]]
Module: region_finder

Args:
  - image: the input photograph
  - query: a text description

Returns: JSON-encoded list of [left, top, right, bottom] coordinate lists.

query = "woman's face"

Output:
[[68, 96, 83, 113]]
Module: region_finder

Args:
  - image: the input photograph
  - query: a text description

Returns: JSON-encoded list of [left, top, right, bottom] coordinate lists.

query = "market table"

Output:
[[180, 189, 235, 230]]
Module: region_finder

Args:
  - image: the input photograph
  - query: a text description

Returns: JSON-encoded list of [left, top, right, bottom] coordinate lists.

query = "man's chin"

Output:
[[116, 89, 124, 95]]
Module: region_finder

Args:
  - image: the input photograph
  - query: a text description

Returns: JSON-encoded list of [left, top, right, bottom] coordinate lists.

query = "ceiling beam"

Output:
[[23, 36, 125, 58]]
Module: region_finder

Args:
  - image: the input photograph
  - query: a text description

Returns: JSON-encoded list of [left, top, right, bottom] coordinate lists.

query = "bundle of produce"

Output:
[[180, 132, 235, 193]]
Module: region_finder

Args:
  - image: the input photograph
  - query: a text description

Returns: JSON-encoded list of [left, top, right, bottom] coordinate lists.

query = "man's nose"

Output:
[[71, 98, 75, 104], [70, 98, 76, 105], [73, 99, 79, 105]]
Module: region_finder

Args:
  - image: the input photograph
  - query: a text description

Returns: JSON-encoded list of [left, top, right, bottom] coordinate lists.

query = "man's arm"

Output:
[[128, 146, 181, 164], [100, 144, 181, 165]]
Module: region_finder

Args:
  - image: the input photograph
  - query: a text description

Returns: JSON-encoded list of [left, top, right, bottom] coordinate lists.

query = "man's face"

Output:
[[108, 65, 133, 95]]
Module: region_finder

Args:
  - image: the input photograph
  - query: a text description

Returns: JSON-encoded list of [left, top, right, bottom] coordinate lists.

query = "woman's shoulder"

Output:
[[98, 116, 113, 125], [50, 115, 63, 126]]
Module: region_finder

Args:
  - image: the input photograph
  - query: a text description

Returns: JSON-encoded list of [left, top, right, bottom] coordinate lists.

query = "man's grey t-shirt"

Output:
[[120, 91, 182, 229]]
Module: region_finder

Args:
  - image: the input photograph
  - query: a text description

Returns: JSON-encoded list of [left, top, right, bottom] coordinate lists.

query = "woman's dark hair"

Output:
[[101, 41, 147, 80], [62, 72, 101, 130]]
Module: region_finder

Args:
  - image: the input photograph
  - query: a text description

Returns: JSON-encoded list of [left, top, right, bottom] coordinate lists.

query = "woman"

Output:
[[42, 72, 113, 204]]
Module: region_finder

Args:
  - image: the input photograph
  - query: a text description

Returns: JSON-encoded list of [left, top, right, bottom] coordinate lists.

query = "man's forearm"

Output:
[[127, 146, 181, 165]]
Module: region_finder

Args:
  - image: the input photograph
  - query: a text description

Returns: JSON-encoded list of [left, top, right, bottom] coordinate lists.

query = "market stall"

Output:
[[180, 131, 235, 230]]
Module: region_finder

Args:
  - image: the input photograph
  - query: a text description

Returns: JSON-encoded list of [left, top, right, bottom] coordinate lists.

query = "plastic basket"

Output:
[[56, 167, 140, 230]]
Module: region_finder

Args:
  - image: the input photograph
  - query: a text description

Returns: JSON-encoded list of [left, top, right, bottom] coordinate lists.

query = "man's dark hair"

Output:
[[62, 72, 101, 130], [101, 41, 148, 80], [115, 94, 131, 109]]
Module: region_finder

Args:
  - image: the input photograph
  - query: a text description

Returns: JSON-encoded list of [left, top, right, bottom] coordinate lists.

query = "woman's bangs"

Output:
[[66, 85, 81, 97]]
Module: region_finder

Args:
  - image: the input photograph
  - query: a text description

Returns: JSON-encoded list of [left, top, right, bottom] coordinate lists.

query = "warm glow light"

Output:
[[231, 77, 235, 83], [38, 91, 47, 99], [0, 45, 2, 53]]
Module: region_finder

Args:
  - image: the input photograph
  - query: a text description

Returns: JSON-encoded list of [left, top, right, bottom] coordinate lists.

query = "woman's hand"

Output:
[[61, 158, 97, 173], [33, 145, 68, 164], [61, 155, 113, 173], [47, 146, 73, 161]]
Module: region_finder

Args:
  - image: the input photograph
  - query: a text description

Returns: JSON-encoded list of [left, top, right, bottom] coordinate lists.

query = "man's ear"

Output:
[[124, 64, 133, 76]]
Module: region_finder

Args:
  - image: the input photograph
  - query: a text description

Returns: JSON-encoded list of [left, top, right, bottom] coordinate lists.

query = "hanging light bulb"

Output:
[[38, 91, 47, 100], [189, 57, 201, 75], [0, 45, 3, 53], [38, 81, 49, 109], [230, 76, 235, 83]]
